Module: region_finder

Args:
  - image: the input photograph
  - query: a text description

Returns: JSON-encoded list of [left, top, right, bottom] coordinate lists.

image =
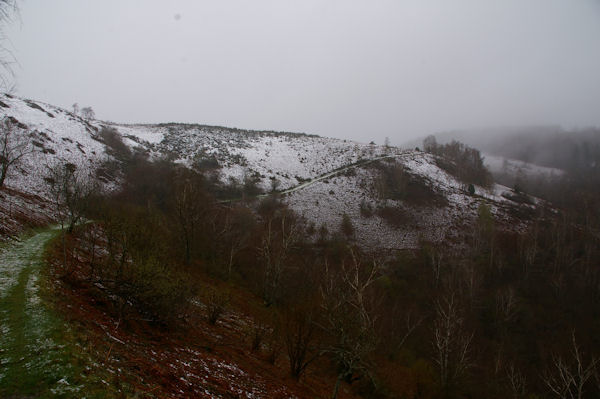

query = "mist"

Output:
[[6, 0, 600, 144]]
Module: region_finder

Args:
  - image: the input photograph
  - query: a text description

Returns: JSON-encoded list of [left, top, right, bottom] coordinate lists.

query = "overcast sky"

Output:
[[5, 0, 600, 144]]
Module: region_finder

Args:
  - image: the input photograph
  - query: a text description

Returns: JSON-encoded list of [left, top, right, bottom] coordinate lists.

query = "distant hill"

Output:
[[0, 93, 540, 248], [411, 126, 600, 173]]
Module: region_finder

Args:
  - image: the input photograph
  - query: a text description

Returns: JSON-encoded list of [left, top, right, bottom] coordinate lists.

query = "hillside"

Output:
[[0, 94, 538, 249], [414, 126, 600, 175], [3, 95, 599, 399]]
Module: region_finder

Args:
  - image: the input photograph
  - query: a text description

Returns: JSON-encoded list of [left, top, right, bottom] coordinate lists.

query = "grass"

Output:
[[0, 228, 118, 398]]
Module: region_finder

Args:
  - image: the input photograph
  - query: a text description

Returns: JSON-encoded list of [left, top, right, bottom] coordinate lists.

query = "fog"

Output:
[[5, 0, 600, 144]]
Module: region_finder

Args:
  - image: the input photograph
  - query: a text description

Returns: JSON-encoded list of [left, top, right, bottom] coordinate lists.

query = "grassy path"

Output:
[[0, 228, 84, 397]]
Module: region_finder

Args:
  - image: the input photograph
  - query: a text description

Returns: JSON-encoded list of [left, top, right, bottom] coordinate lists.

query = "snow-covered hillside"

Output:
[[484, 153, 565, 179], [114, 122, 396, 191], [0, 94, 395, 193], [0, 94, 540, 248], [0, 94, 107, 195], [285, 152, 533, 250]]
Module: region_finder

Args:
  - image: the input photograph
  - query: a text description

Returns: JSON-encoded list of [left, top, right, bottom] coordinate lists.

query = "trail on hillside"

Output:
[[278, 153, 398, 195], [0, 229, 84, 397], [221, 152, 401, 204]]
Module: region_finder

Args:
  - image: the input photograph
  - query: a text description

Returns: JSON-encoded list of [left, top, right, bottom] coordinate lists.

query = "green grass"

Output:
[[0, 228, 122, 398]]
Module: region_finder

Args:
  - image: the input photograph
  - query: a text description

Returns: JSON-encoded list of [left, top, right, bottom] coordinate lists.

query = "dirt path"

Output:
[[220, 152, 403, 204], [277, 153, 400, 196], [0, 228, 84, 397]]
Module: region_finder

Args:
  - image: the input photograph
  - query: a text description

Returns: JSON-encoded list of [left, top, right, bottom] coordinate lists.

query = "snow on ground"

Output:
[[0, 94, 106, 197], [484, 153, 565, 178], [108, 122, 397, 190], [0, 93, 538, 251], [113, 123, 165, 144], [286, 151, 532, 251]]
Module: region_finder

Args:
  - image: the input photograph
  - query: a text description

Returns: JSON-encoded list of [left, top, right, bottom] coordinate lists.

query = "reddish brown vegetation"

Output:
[[44, 229, 361, 398], [0, 186, 52, 239]]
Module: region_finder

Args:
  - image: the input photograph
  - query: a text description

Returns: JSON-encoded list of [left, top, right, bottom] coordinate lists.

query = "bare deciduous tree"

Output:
[[320, 251, 382, 399], [220, 207, 254, 279], [80, 106, 95, 120], [46, 161, 97, 233], [81, 224, 102, 281], [173, 172, 208, 264], [0, 0, 18, 90], [432, 293, 474, 393], [426, 244, 444, 288], [542, 332, 598, 399], [282, 303, 318, 380], [258, 208, 300, 305], [495, 286, 519, 324], [505, 363, 527, 399], [0, 116, 31, 188], [46, 162, 98, 276]]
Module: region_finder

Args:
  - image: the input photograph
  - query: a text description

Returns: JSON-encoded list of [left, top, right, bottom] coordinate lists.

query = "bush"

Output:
[[204, 288, 230, 325], [98, 127, 131, 161], [502, 190, 534, 205], [427, 139, 493, 188], [359, 200, 374, 217], [249, 321, 269, 352], [340, 213, 355, 237], [193, 156, 220, 171], [377, 205, 412, 228], [118, 257, 194, 323], [373, 161, 448, 207]]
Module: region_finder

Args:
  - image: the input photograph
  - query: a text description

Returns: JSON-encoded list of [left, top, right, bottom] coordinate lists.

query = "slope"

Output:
[[0, 94, 540, 250]]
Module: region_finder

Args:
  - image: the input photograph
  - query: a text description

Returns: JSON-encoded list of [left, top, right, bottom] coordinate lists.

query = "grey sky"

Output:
[[6, 0, 600, 144]]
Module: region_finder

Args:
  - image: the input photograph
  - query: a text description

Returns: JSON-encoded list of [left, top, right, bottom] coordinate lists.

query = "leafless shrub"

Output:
[[505, 363, 527, 399], [205, 288, 229, 325], [250, 321, 269, 352], [281, 303, 318, 380]]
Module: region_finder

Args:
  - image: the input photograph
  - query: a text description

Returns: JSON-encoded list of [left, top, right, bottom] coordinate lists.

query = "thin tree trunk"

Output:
[[331, 375, 342, 399], [0, 166, 6, 188]]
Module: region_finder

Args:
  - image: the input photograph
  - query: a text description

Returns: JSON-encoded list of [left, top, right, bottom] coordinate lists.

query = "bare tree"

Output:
[[80, 106, 95, 120], [81, 223, 102, 281], [0, 0, 18, 90], [505, 363, 527, 399], [542, 332, 598, 399], [173, 171, 208, 264], [282, 303, 318, 380], [423, 135, 438, 153], [46, 161, 97, 233], [495, 285, 520, 324], [384, 307, 423, 360], [319, 251, 382, 399], [384, 136, 391, 154], [0, 116, 31, 188], [72, 103, 79, 116], [220, 207, 254, 279], [258, 208, 300, 305], [426, 244, 444, 288], [45, 161, 97, 276], [432, 293, 474, 393]]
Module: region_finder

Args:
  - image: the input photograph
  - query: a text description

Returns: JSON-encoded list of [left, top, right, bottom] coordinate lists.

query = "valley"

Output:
[[0, 94, 598, 399]]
